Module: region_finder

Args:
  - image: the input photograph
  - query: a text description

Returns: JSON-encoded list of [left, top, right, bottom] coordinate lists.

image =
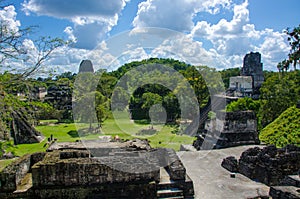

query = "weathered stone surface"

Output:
[[221, 156, 238, 173], [179, 145, 270, 199], [227, 52, 264, 98], [234, 145, 300, 186], [193, 110, 260, 149], [32, 153, 160, 187], [280, 175, 300, 187], [165, 149, 186, 180], [0, 152, 46, 192], [10, 111, 44, 144], [269, 186, 300, 199], [241, 52, 264, 91], [79, 60, 94, 73], [1, 139, 193, 198]]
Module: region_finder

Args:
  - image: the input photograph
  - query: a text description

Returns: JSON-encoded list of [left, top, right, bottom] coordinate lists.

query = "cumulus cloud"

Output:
[[22, 0, 129, 49], [0, 5, 21, 34], [150, 35, 241, 69], [190, 0, 289, 69], [192, 0, 255, 55], [22, 0, 127, 23], [130, 0, 290, 70], [16, 0, 291, 72], [254, 29, 290, 70], [133, 0, 232, 32]]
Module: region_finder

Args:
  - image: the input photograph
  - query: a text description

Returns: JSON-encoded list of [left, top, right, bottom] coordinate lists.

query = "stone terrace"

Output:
[[0, 139, 194, 198]]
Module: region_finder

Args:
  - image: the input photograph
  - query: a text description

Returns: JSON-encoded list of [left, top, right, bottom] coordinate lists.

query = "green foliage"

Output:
[[259, 71, 300, 127], [220, 67, 240, 88], [226, 97, 260, 113], [29, 101, 62, 121], [285, 24, 300, 70], [259, 106, 300, 147]]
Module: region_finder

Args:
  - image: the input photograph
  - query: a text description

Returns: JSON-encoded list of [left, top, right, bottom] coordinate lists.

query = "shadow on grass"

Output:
[[67, 130, 80, 138], [68, 128, 101, 138]]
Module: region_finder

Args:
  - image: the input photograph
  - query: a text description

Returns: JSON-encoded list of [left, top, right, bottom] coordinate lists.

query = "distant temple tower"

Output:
[[241, 52, 264, 90], [79, 60, 94, 73]]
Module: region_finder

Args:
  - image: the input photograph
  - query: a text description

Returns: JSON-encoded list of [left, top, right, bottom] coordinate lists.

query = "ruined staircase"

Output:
[[157, 167, 193, 199]]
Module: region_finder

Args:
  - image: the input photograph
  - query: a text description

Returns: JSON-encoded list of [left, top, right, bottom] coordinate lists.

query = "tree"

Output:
[[259, 71, 300, 128], [285, 25, 300, 70], [277, 60, 290, 73], [0, 2, 66, 80], [95, 91, 109, 128], [0, 2, 67, 143]]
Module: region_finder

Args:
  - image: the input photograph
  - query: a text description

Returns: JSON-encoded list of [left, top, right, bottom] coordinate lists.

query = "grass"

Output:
[[0, 158, 16, 172], [1, 118, 195, 170]]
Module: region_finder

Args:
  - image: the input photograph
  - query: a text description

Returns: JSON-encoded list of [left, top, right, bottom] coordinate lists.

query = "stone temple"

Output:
[[193, 110, 260, 150], [79, 60, 94, 73], [228, 52, 264, 98], [0, 139, 194, 198]]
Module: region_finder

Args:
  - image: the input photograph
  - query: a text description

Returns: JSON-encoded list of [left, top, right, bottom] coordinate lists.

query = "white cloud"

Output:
[[192, 0, 255, 55], [254, 29, 290, 70], [22, 0, 127, 23], [190, 0, 289, 70], [133, 0, 232, 32], [64, 26, 76, 43], [12, 0, 291, 73], [22, 0, 129, 49], [0, 5, 21, 34]]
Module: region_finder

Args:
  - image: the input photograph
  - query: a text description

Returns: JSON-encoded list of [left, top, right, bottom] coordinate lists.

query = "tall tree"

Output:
[[0, 2, 66, 141], [282, 25, 300, 71]]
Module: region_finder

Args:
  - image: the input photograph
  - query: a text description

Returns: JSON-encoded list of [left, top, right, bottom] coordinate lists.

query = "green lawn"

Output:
[[0, 119, 195, 170]]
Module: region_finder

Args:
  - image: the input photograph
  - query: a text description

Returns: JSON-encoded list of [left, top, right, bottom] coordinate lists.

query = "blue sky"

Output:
[[2, 0, 300, 73]]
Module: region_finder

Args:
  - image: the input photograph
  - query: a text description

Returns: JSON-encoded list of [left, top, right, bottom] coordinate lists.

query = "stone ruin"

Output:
[[0, 139, 194, 198], [193, 110, 260, 150], [10, 110, 44, 145], [228, 52, 264, 98], [79, 59, 94, 73], [44, 84, 72, 111], [222, 145, 300, 198], [241, 52, 264, 90]]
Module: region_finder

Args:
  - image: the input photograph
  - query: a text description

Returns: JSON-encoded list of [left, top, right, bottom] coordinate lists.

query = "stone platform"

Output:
[[0, 139, 194, 198], [178, 145, 270, 199]]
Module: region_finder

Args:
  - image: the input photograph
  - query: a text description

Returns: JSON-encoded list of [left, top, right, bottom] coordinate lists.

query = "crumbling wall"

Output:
[[194, 111, 260, 149], [31, 151, 160, 188], [241, 52, 264, 89], [164, 148, 186, 180], [222, 145, 300, 186], [11, 111, 45, 144], [0, 152, 46, 192]]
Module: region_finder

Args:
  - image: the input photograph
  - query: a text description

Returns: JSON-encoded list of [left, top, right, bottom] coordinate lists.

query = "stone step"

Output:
[[157, 188, 184, 198], [158, 196, 184, 199], [160, 167, 171, 183], [281, 175, 300, 187]]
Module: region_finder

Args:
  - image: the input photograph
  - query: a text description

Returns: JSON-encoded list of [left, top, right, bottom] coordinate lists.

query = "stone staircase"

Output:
[[157, 167, 193, 199]]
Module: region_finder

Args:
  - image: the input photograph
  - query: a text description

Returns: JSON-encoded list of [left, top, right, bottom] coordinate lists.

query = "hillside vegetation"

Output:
[[259, 106, 300, 147]]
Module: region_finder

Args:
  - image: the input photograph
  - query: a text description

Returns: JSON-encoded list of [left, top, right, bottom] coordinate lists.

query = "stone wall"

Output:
[[11, 111, 45, 144], [79, 60, 94, 73], [164, 148, 186, 180], [222, 145, 300, 186], [0, 142, 193, 198], [0, 152, 45, 192], [33, 183, 157, 199], [32, 151, 160, 188], [193, 111, 260, 149], [241, 52, 264, 90]]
